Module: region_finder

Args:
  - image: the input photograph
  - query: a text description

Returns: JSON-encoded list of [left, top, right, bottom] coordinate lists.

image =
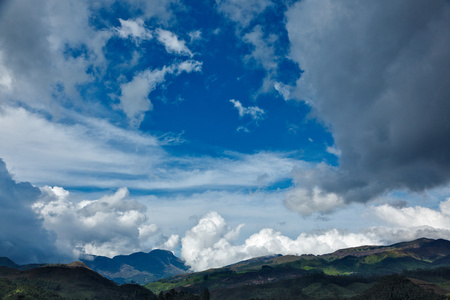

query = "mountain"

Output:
[[0, 263, 156, 299], [146, 238, 450, 299], [0, 257, 18, 269], [81, 249, 190, 284]]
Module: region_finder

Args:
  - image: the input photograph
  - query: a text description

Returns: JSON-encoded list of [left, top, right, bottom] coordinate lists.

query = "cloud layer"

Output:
[[285, 0, 450, 213]]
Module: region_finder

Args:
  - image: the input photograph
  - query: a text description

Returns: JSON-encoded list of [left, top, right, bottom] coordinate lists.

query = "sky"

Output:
[[0, 0, 450, 271]]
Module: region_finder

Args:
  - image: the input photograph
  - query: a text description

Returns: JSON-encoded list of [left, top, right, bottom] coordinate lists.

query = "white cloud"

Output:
[[176, 60, 203, 74], [116, 18, 152, 42], [118, 67, 168, 127], [326, 145, 341, 157], [373, 199, 450, 229], [188, 30, 202, 42], [274, 82, 292, 100], [34, 186, 158, 258], [156, 28, 193, 57], [118, 60, 202, 127], [115, 0, 178, 22], [181, 211, 246, 271], [162, 234, 180, 250], [0, 106, 165, 188], [241, 25, 287, 98], [282, 162, 349, 215], [216, 0, 273, 28], [139, 224, 160, 242], [230, 99, 265, 121], [284, 186, 344, 216], [180, 202, 450, 271], [180, 211, 379, 271], [0, 106, 300, 192]]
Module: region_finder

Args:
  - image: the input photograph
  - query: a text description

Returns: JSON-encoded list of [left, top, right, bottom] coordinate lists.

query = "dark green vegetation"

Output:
[[81, 249, 189, 285], [0, 264, 156, 299], [2, 238, 450, 299], [146, 238, 450, 299]]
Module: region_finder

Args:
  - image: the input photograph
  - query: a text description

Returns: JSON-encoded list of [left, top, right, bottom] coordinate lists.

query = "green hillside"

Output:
[[0, 264, 156, 299], [146, 238, 450, 299]]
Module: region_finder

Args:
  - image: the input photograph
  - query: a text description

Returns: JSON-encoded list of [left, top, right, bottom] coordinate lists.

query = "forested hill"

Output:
[[147, 238, 450, 299], [0, 263, 155, 299]]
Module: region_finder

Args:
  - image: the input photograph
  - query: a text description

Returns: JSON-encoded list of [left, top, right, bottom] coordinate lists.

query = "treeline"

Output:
[[0, 278, 64, 300], [351, 275, 445, 300], [156, 288, 210, 300]]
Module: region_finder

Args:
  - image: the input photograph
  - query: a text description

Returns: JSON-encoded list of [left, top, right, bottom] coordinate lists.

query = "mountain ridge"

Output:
[[146, 237, 450, 299], [80, 248, 190, 284], [2, 237, 450, 299]]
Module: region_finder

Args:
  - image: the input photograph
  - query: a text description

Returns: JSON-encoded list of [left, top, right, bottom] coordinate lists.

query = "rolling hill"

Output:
[[0, 263, 156, 299], [147, 238, 450, 299], [2, 238, 450, 299]]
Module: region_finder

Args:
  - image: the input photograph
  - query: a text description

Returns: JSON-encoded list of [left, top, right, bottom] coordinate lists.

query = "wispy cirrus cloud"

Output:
[[0, 106, 299, 191]]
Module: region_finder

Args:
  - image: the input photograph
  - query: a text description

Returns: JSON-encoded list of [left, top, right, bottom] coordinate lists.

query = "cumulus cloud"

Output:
[[181, 205, 450, 271], [162, 234, 180, 250], [285, 0, 450, 213], [156, 28, 193, 57], [181, 211, 246, 271], [216, 0, 273, 28], [34, 186, 158, 258], [0, 159, 60, 264], [180, 211, 379, 271], [284, 186, 344, 216], [373, 199, 450, 229], [116, 18, 152, 42], [229, 99, 265, 121], [0, 0, 111, 111]]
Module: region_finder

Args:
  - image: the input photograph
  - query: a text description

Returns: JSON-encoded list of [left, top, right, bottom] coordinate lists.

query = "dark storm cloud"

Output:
[[285, 0, 450, 213], [0, 159, 59, 264]]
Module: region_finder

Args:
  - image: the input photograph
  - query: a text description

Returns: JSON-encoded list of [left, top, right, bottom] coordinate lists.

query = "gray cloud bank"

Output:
[[0, 159, 59, 264], [286, 0, 450, 214]]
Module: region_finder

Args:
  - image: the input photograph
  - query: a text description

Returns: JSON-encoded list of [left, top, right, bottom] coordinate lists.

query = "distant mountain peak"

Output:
[[80, 248, 189, 285]]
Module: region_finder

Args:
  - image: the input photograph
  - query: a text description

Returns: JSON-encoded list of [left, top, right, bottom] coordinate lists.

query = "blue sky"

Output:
[[1, 0, 450, 271]]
